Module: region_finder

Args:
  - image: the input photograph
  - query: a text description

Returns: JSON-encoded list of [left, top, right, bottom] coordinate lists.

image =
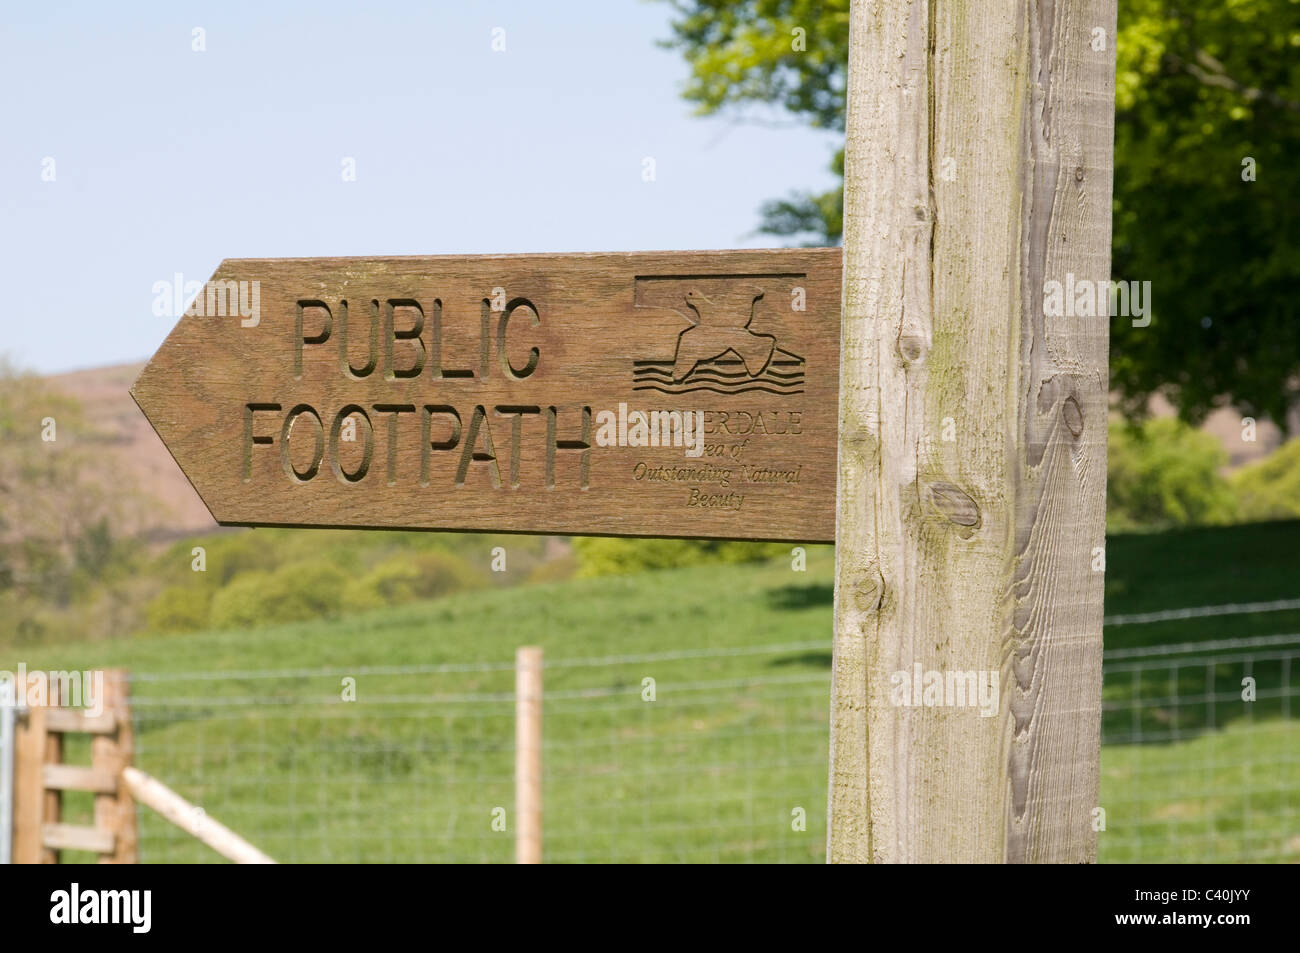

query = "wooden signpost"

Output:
[[133, 0, 1114, 864], [133, 249, 840, 542], [830, 0, 1114, 862]]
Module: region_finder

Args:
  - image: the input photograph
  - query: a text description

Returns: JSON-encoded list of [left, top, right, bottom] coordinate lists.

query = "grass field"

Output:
[[12, 520, 1300, 863]]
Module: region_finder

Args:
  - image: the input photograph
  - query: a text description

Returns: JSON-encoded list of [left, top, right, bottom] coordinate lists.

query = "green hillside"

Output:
[[11, 520, 1300, 863]]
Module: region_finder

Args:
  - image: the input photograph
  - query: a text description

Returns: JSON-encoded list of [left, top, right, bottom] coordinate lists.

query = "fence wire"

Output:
[[1099, 635, 1300, 862], [116, 632, 1298, 863]]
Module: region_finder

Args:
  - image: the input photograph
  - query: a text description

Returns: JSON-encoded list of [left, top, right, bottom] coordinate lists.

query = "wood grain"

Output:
[[45, 708, 117, 734], [515, 646, 543, 865], [132, 250, 841, 542], [122, 767, 275, 864], [12, 705, 48, 864], [830, 0, 1112, 862], [95, 669, 137, 863], [42, 764, 118, 794], [42, 823, 115, 854]]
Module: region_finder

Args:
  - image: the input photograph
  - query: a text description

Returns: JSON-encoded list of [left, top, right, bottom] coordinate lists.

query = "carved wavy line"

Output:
[[634, 367, 805, 379], [632, 384, 805, 396], [633, 378, 805, 390], [634, 357, 805, 369], [634, 368, 805, 381]]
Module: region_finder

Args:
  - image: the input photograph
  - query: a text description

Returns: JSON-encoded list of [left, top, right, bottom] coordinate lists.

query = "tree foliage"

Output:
[[661, 0, 848, 242], [1106, 417, 1238, 532], [0, 360, 146, 643], [1110, 0, 1300, 428], [0, 360, 131, 603], [661, 0, 1300, 427], [1233, 436, 1300, 521], [572, 537, 786, 578]]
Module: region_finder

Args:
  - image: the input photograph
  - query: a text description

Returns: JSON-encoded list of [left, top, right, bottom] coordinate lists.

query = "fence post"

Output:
[[830, 0, 1114, 861], [12, 705, 45, 864], [94, 669, 137, 863], [515, 646, 543, 864], [0, 677, 13, 864], [12, 678, 61, 864]]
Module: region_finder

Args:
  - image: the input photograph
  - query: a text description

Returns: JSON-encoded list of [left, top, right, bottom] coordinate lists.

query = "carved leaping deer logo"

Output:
[[671, 286, 775, 381], [632, 280, 805, 396]]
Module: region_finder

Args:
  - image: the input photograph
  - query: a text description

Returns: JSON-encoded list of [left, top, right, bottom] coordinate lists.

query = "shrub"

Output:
[[209, 561, 348, 630], [341, 550, 483, 613], [1233, 437, 1300, 522], [1107, 417, 1237, 532], [145, 584, 214, 633], [572, 537, 786, 578], [527, 554, 578, 585], [173, 531, 282, 587]]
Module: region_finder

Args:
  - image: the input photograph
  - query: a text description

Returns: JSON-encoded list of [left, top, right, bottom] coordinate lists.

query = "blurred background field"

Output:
[[16, 520, 1300, 864]]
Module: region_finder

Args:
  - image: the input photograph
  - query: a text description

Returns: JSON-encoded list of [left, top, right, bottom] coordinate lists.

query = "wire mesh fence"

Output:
[[1099, 633, 1300, 862], [113, 629, 1298, 863], [125, 643, 830, 863]]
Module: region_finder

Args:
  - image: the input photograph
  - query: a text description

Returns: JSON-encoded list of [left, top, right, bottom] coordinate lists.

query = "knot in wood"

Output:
[[928, 482, 981, 530], [898, 333, 926, 364], [1061, 395, 1085, 438], [850, 571, 885, 615]]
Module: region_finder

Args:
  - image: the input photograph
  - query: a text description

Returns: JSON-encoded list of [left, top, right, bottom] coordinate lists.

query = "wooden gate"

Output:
[[11, 668, 136, 863]]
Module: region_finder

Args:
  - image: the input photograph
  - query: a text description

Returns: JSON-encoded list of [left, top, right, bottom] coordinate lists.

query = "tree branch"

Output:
[[1169, 49, 1300, 113]]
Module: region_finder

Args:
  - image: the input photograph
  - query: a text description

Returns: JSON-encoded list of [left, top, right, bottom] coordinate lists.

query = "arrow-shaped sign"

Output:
[[132, 249, 840, 541]]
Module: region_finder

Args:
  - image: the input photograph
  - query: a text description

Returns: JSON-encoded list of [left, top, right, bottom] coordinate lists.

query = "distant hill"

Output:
[[48, 362, 217, 541]]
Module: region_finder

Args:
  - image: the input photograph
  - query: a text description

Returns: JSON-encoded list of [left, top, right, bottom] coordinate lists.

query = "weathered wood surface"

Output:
[[11, 672, 137, 863], [42, 823, 115, 855], [45, 708, 117, 734], [515, 646, 543, 865], [133, 250, 841, 541], [14, 681, 65, 863], [95, 669, 137, 863], [12, 704, 50, 863], [830, 0, 1113, 862], [122, 766, 275, 864], [42, 764, 118, 795]]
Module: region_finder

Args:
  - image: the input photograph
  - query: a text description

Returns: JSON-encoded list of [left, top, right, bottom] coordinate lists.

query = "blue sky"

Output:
[[0, 0, 841, 374]]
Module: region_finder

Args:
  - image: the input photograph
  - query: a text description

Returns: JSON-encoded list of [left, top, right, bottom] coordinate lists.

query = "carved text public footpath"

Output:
[[133, 250, 840, 541]]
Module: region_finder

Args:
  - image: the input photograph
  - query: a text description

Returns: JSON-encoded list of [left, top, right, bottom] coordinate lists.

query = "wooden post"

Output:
[[12, 705, 48, 864], [93, 669, 137, 863], [121, 767, 275, 864], [12, 678, 63, 863], [41, 680, 62, 863], [0, 682, 11, 864], [830, 0, 1114, 862], [515, 646, 543, 864]]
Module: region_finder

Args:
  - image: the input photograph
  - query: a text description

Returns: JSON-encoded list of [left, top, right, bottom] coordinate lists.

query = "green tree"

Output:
[[1109, 0, 1300, 429], [0, 359, 132, 604], [660, 0, 1300, 427], [661, 0, 848, 243], [1233, 437, 1300, 521], [1106, 417, 1238, 532], [572, 537, 785, 578], [209, 561, 349, 630]]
